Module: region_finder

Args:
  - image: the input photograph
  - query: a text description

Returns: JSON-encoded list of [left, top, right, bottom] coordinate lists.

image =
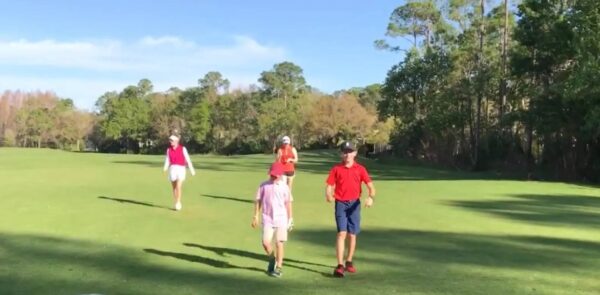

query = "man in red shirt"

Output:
[[326, 141, 376, 278]]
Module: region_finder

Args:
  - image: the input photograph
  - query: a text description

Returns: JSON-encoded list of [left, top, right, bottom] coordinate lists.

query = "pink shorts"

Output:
[[263, 226, 288, 242]]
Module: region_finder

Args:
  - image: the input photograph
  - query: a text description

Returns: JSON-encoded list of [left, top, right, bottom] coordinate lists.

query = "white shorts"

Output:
[[168, 165, 186, 182], [263, 226, 288, 243]]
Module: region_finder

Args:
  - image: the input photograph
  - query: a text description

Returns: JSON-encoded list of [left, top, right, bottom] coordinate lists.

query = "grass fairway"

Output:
[[0, 148, 599, 295]]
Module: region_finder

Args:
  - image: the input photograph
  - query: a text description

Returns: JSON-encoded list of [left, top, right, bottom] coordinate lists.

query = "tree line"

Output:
[[376, 0, 600, 181], [0, 62, 390, 155], [3, 0, 599, 182], [0, 91, 94, 150]]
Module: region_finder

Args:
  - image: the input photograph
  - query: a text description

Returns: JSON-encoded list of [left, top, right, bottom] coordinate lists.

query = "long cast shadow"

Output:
[[103, 149, 597, 185], [183, 243, 330, 275], [98, 196, 172, 211], [143, 248, 264, 273], [294, 228, 600, 270], [112, 160, 163, 167], [111, 151, 600, 185], [200, 194, 254, 204], [0, 233, 292, 294], [184, 243, 329, 268], [3, 231, 598, 293], [447, 194, 600, 228], [111, 149, 510, 182]]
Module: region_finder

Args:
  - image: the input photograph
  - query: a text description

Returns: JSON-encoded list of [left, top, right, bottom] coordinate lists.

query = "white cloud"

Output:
[[0, 39, 126, 70], [0, 36, 285, 72], [0, 36, 288, 109], [138, 36, 193, 48]]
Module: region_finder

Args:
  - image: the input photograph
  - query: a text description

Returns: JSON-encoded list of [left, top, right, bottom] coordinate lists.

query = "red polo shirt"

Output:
[[326, 162, 372, 201]]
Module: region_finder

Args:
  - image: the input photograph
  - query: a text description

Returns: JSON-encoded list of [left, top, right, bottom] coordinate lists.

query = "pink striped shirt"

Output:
[[255, 179, 292, 227]]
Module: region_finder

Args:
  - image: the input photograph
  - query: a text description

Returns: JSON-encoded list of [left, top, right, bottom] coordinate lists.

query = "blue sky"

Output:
[[0, 0, 406, 109]]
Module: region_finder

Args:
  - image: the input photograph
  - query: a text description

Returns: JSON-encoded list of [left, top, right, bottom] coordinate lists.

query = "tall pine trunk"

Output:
[[500, 0, 509, 129], [474, 0, 485, 169], [526, 48, 538, 178]]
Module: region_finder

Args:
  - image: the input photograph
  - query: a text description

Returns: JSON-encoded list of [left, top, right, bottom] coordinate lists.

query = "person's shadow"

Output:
[[98, 196, 172, 211], [143, 249, 264, 273], [183, 243, 331, 276], [199, 194, 253, 204]]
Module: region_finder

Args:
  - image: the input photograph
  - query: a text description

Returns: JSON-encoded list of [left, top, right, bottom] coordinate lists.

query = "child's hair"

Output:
[[169, 129, 184, 144]]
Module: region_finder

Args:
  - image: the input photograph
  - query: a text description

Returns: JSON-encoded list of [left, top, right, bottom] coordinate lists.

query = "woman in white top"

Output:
[[163, 134, 195, 211]]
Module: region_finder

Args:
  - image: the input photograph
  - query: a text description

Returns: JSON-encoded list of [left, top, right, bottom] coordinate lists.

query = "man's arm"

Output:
[[365, 182, 376, 208], [366, 182, 376, 198], [325, 167, 336, 202], [326, 184, 335, 202]]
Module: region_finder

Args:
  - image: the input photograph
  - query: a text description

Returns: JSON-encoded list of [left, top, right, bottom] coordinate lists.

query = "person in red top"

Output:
[[163, 134, 195, 211], [326, 141, 376, 278], [276, 136, 298, 192]]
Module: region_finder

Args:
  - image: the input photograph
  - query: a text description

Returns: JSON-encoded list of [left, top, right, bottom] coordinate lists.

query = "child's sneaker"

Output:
[[345, 261, 356, 273], [269, 267, 282, 278], [333, 264, 345, 278], [174, 202, 182, 211], [267, 256, 276, 273]]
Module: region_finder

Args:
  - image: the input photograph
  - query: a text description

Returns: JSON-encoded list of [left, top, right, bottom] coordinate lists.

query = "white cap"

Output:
[[281, 136, 291, 144], [169, 135, 180, 142]]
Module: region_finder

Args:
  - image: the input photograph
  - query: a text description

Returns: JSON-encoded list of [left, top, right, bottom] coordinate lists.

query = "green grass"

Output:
[[0, 148, 599, 295]]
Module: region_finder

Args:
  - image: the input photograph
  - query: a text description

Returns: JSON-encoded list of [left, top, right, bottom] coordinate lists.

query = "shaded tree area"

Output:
[[376, 0, 600, 181]]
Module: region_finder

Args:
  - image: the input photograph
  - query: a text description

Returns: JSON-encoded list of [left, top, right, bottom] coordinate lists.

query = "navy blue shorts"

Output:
[[335, 199, 361, 235]]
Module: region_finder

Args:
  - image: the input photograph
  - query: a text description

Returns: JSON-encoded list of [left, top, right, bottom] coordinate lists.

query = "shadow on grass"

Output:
[[447, 194, 600, 228], [113, 160, 163, 167], [183, 243, 329, 275], [297, 151, 504, 181], [107, 149, 600, 185], [98, 196, 172, 211], [0, 233, 292, 295], [143, 248, 265, 273], [200, 194, 254, 204], [294, 229, 600, 278], [2, 230, 598, 294], [111, 150, 512, 182]]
